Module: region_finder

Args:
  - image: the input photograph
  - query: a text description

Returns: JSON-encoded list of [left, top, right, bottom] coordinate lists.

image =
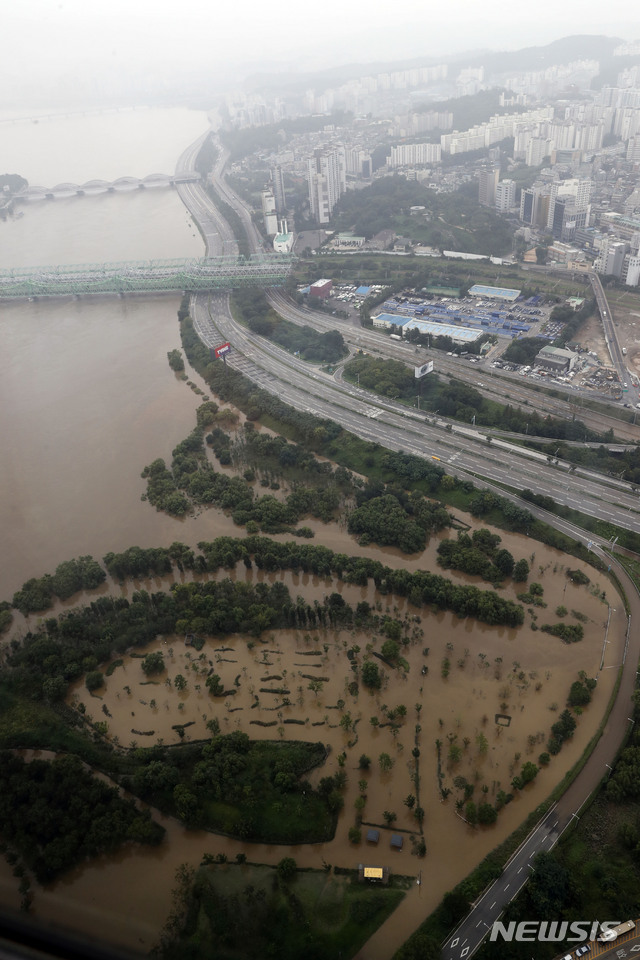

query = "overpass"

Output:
[[0, 255, 295, 298], [14, 172, 201, 200]]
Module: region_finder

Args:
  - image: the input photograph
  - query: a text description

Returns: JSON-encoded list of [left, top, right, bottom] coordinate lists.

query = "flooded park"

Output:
[[12, 500, 622, 958]]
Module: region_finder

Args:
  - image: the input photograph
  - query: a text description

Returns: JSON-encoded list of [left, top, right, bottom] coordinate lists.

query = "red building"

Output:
[[309, 278, 333, 299]]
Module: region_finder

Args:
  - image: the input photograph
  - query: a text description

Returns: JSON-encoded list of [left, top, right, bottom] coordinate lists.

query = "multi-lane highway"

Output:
[[191, 137, 639, 440], [174, 133, 640, 535], [188, 289, 640, 533], [175, 131, 640, 960]]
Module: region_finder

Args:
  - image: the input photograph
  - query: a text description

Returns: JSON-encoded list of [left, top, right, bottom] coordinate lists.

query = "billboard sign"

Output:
[[414, 360, 434, 379], [214, 342, 231, 359]]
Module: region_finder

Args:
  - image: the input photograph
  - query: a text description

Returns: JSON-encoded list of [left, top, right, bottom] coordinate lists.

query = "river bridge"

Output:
[[14, 173, 201, 201], [0, 255, 295, 298]]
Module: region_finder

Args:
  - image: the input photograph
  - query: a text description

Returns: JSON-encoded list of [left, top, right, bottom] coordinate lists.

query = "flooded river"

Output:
[[0, 106, 209, 597], [0, 107, 628, 958]]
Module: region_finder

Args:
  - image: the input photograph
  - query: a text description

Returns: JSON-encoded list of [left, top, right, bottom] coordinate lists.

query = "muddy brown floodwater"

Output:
[[28, 520, 622, 960]]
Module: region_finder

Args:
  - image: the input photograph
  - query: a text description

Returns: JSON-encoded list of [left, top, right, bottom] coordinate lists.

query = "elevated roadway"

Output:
[[172, 132, 640, 533], [174, 131, 640, 960], [590, 272, 638, 402], [192, 289, 640, 534]]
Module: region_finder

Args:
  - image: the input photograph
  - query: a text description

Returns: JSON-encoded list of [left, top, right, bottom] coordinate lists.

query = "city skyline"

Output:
[[2, 0, 640, 107]]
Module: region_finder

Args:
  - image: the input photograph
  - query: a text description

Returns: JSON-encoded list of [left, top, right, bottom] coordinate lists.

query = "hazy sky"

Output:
[[3, 0, 640, 103]]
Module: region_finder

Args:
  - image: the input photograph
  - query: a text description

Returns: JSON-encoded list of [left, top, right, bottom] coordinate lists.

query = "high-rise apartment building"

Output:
[[627, 136, 640, 162], [546, 179, 591, 239], [495, 179, 516, 212], [388, 143, 442, 168], [270, 166, 286, 214], [478, 167, 500, 207], [307, 146, 346, 224], [624, 254, 640, 286], [525, 137, 553, 166], [520, 184, 549, 228], [261, 190, 278, 236], [345, 147, 374, 178]]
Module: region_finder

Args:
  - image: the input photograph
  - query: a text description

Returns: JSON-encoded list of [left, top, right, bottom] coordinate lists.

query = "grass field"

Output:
[[160, 862, 408, 960]]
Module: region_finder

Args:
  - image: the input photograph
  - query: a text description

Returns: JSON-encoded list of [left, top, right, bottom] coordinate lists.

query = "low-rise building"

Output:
[[535, 345, 578, 373], [309, 278, 333, 299]]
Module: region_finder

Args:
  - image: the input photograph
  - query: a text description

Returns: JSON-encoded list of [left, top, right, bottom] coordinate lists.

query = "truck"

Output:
[[622, 347, 627, 355], [598, 920, 636, 942]]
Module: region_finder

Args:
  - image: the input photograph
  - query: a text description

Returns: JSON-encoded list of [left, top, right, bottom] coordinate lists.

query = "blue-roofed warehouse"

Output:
[[403, 318, 482, 343], [468, 284, 521, 301]]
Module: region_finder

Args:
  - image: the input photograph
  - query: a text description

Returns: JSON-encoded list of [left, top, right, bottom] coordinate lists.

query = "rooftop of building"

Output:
[[468, 283, 521, 301]]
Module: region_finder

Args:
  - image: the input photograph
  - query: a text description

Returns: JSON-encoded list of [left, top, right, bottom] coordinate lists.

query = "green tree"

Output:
[[141, 652, 165, 676], [477, 802, 497, 825], [85, 670, 104, 692], [362, 660, 382, 689], [494, 548, 515, 577], [379, 753, 394, 773], [513, 558, 530, 582], [167, 349, 185, 372], [42, 676, 68, 702], [206, 674, 224, 696], [568, 679, 592, 707], [381, 638, 400, 661], [276, 857, 297, 881], [173, 784, 199, 824]]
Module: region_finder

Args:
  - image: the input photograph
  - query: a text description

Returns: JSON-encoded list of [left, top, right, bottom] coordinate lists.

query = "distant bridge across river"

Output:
[[13, 173, 201, 201], [0, 255, 295, 298]]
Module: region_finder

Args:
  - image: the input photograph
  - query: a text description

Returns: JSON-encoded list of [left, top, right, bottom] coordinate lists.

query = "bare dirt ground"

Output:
[[604, 288, 640, 375], [577, 311, 610, 364]]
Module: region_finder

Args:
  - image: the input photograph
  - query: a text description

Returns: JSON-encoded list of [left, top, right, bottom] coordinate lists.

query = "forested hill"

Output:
[[0, 173, 27, 194], [330, 176, 514, 255]]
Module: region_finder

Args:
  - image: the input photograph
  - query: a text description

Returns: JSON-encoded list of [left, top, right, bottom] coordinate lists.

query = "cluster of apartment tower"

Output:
[[249, 48, 640, 285]]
